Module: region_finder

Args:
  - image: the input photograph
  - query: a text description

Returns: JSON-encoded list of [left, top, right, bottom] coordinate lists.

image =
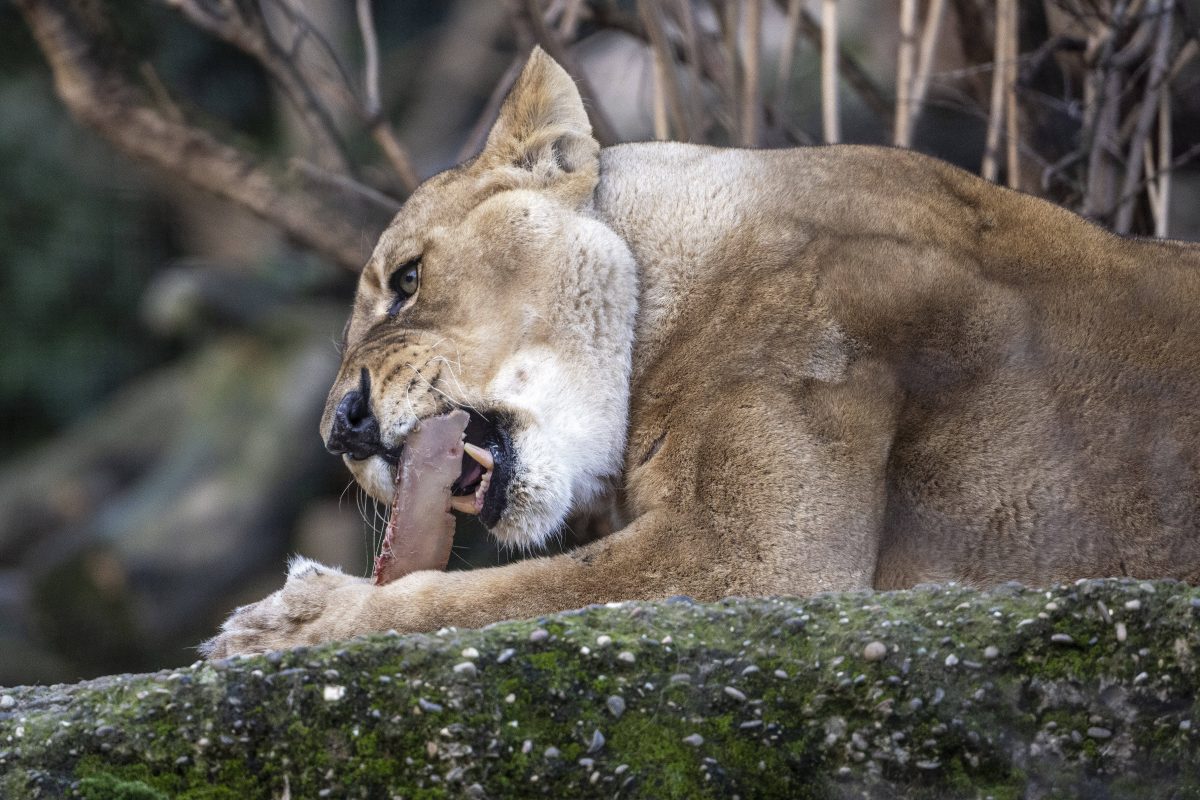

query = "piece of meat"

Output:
[[372, 409, 469, 586]]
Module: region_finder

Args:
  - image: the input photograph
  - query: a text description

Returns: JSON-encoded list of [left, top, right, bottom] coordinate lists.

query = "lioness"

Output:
[[204, 49, 1200, 657]]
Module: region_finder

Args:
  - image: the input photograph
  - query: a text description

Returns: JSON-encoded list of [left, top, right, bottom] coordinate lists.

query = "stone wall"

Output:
[[3, 580, 1199, 798]]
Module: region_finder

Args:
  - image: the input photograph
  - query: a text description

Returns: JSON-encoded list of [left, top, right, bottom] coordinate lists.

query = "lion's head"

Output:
[[320, 49, 637, 550]]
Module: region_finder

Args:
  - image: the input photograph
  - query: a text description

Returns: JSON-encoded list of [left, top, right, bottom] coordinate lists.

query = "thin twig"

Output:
[[1115, 0, 1174, 234], [1167, 38, 1197, 81], [1083, 0, 1131, 218], [557, 0, 585, 38], [356, 0, 381, 118], [371, 127, 420, 194], [457, 54, 525, 162], [638, 0, 691, 141], [741, 0, 762, 146], [720, 0, 740, 137], [894, 0, 918, 146], [163, 0, 351, 173], [651, 46, 669, 140], [1085, 69, 1123, 216], [138, 61, 183, 123], [263, 0, 362, 116], [355, 0, 419, 192], [1004, 0, 1020, 189], [772, 0, 803, 116], [518, 0, 619, 146], [908, 0, 946, 144], [782, 2, 892, 129], [1156, 80, 1172, 237], [291, 157, 404, 213], [674, 0, 704, 136], [821, 0, 840, 143], [982, 0, 1011, 181], [1143, 140, 1161, 216], [1099, 140, 1200, 220]]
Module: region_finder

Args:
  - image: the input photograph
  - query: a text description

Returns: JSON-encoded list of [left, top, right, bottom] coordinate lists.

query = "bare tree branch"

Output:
[[638, 0, 691, 141], [1004, 0, 1020, 189], [894, 0, 918, 146], [719, 0, 741, 131], [770, 0, 893, 130], [651, 45, 670, 140], [261, 0, 361, 117], [355, 0, 420, 192], [982, 0, 1011, 181], [741, 0, 762, 146], [1099, 140, 1200, 221], [1083, 1, 1132, 218], [908, 0, 947, 143], [357, 0, 382, 118], [1155, 78, 1172, 237], [673, 0, 706, 135], [772, 0, 803, 116], [515, 0, 618, 146], [15, 0, 397, 272], [457, 54, 525, 162], [1115, 0, 1175, 234], [161, 0, 350, 174], [820, 0, 840, 143]]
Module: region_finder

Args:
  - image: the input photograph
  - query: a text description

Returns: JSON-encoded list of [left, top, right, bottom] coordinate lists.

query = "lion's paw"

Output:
[[201, 557, 372, 659]]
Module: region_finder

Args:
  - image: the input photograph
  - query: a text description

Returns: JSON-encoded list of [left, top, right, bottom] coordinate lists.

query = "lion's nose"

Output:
[[326, 369, 382, 460]]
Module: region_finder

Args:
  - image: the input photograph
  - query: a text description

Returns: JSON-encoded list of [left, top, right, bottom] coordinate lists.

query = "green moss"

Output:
[[4, 582, 1200, 797], [78, 774, 169, 800]]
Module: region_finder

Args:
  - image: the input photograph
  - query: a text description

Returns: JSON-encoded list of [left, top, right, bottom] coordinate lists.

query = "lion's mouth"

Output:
[[383, 409, 513, 529], [447, 410, 513, 528]]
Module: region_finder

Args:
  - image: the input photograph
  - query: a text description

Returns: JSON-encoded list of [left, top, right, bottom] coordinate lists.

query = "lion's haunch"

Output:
[[372, 410, 469, 586]]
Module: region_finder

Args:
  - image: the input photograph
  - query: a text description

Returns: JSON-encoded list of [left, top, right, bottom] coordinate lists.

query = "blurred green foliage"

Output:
[[0, 1, 282, 455], [0, 70, 173, 453]]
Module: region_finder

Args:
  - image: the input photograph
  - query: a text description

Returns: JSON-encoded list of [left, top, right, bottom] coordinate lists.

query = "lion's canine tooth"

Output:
[[464, 442, 494, 471], [450, 496, 479, 515]]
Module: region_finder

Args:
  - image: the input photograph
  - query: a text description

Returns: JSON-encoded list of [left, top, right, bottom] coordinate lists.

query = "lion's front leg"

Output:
[[202, 557, 375, 658], [203, 511, 724, 658]]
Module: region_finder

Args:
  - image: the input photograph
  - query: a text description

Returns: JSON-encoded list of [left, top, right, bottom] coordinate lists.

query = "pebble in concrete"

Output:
[[863, 641, 888, 662]]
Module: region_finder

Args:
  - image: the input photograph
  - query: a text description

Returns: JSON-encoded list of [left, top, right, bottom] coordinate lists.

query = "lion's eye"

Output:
[[387, 260, 420, 316]]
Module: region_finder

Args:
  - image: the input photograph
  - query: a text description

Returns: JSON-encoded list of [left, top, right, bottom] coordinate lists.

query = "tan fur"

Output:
[[205, 49, 1200, 658]]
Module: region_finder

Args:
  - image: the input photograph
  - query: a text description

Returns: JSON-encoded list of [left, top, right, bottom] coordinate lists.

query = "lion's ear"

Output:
[[482, 47, 599, 205]]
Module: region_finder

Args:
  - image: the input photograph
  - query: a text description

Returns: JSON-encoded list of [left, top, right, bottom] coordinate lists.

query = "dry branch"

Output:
[[458, 55, 525, 161], [651, 47, 670, 139], [355, 0, 420, 192], [1082, 1, 1134, 219], [741, 0, 763, 146], [673, 0, 706, 136], [772, 0, 803, 116], [15, 0, 397, 272], [894, 0, 918, 146], [1155, 81, 1172, 237], [765, 0, 893, 130], [1115, 0, 1175, 234], [908, 0, 947, 140], [638, 0, 691, 141], [981, 0, 1011, 181], [516, 0, 618, 146], [1004, 0, 1019, 189], [821, 0, 840, 143], [162, 0, 350, 174]]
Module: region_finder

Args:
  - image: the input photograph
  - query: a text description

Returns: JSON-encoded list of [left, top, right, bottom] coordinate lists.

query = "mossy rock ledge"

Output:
[[3, 580, 1200, 799]]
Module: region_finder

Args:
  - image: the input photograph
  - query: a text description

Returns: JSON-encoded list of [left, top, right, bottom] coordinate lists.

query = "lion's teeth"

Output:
[[464, 443, 494, 470], [450, 496, 479, 515]]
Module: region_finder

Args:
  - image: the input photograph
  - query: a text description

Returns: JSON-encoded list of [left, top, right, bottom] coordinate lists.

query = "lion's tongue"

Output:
[[373, 409, 470, 586]]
